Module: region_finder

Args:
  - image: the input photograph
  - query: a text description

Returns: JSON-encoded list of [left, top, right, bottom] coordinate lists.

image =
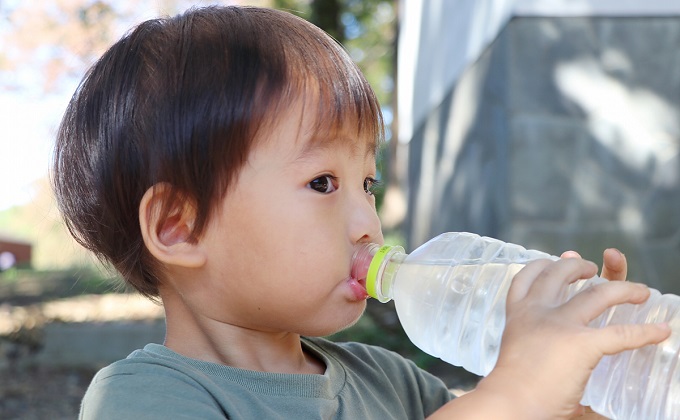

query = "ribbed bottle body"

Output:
[[376, 232, 680, 419], [579, 289, 680, 419]]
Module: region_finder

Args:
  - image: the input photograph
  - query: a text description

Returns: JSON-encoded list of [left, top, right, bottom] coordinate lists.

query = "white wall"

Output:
[[398, 0, 680, 144]]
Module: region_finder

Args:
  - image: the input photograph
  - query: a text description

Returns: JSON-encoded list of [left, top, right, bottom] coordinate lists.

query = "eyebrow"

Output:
[[296, 135, 378, 164]]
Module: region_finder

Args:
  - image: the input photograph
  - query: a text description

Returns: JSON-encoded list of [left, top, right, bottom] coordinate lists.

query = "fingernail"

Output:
[[607, 248, 625, 257]]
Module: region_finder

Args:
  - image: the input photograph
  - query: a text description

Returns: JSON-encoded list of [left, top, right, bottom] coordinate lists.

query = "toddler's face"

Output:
[[187, 99, 384, 336]]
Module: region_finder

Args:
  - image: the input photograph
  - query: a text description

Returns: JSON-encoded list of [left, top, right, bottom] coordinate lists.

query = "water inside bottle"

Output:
[[391, 261, 525, 376]]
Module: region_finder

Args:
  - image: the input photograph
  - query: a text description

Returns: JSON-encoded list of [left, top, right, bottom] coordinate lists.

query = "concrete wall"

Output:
[[406, 17, 680, 294]]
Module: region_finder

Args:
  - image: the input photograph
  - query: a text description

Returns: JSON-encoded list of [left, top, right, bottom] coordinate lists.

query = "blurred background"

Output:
[[1, 0, 680, 418]]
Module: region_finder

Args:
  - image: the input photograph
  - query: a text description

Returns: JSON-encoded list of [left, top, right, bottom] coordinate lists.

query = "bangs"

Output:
[[301, 63, 384, 153]]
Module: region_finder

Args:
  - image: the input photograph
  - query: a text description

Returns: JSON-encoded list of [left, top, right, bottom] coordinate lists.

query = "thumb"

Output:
[[600, 248, 627, 281]]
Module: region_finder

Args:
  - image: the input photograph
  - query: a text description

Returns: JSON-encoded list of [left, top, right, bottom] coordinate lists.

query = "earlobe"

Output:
[[139, 184, 207, 268]]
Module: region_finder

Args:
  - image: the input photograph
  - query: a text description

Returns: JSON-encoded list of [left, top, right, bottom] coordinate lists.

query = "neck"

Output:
[[159, 288, 325, 375]]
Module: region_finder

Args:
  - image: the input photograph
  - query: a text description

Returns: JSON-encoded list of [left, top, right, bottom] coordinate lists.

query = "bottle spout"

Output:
[[351, 243, 380, 283], [351, 243, 405, 303]]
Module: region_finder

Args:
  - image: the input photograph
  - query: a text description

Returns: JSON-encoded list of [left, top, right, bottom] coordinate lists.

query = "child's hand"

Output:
[[475, 257, 670, 419]]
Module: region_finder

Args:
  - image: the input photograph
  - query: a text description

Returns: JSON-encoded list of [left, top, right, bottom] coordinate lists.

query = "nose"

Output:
[[349, 193, 383, 245]]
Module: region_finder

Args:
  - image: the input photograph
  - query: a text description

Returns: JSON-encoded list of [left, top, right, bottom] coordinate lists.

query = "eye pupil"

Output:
[[364, 178, 374, 195], [308, 175, 336, 194], [364, 177, 381, 196], [310, 176, 331, 193]]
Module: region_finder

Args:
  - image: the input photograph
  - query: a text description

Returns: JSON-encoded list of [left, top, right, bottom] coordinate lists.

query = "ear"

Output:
[[139, 183, 207, 268]]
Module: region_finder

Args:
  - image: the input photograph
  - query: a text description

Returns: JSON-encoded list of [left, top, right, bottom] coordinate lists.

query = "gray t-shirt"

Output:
[[79, 336, 453, 419]]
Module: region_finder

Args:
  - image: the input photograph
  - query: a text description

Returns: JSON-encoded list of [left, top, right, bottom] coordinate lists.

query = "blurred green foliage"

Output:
[[274, 0, 396, 104]]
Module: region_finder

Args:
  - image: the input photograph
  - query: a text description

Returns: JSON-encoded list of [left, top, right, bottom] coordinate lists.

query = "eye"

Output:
[[308, 175, 338, 194], [364, 177, 382, 196]]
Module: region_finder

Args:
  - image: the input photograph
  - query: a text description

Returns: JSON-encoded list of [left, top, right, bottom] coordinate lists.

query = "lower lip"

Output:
[[347, 277, 369, 301]]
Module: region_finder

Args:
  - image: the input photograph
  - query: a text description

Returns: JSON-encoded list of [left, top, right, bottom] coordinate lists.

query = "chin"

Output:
[[303, 302, 367, 337], [325, 304, 368, 337]]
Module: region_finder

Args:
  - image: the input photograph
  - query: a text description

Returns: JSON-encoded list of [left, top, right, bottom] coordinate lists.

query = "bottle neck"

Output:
[[351, 243, 406, 303]]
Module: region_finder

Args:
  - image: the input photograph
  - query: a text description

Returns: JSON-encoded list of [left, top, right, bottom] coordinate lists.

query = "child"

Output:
[[52, 5, 669, 419]]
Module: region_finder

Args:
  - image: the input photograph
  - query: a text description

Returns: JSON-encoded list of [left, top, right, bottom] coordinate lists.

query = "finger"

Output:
[[562, 281, 651, 324], [507, 259, 554, 303], [600, 248, 627, 281], [594, 322, 670, 356], [560, 250, 581, 259], [525, 258, 599, 303]]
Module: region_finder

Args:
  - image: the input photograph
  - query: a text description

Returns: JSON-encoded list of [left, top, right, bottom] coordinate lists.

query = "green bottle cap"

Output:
[[366, 245, 398, 301]]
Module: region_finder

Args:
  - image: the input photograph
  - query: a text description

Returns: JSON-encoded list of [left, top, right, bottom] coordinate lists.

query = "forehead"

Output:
[[258, 93, 379, 161]]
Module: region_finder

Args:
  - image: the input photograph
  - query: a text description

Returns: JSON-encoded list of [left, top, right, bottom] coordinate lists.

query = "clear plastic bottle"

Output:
[[351, 232, 680, 420]]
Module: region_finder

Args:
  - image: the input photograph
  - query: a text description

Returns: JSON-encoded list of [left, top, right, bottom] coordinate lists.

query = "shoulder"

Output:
[[86, 344, 197, 387], [80, 345, 226, 419]]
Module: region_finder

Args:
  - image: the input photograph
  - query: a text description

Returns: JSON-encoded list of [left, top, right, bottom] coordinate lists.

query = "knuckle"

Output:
[[577, 282, 607, 301], [608, 324, 648, 350], [612, 324, 636, 341]]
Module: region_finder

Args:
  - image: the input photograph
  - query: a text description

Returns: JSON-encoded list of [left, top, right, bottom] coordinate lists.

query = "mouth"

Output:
[[348, 276, 369, 300]]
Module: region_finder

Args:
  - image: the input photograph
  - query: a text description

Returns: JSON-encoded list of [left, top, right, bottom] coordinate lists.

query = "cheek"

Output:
[[217, 189, 346, 275], [220, 190, 295, 239], [253, 243, 341, 298]]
